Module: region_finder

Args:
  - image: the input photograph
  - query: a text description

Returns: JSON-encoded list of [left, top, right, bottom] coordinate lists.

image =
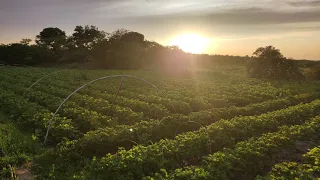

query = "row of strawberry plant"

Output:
[[40, 77, 318, 112], [1, 70, 282, 112], [6, 68, 312, 112], [0, 81, 148, 132], [142, 115, 320, 180], [1, 72, 260, 135], [0, 73, 172, 118], [0, 67, 50, 79], [40, 76, 285, 110], [39, 77, 191, 114], [158, 78, 295, 102], [80, 100, 320, 180], [0, 89, 79, 144], [67, 93, 320, 156], [257, 145, 320, 179], [32, 80, 171, 118], [0, 71, 195, 111], [31, 98, 320, 179], [2, 67, 316, 103], [0, 72, 288, 117], [0, 73, 156, 122], [23, 74, 218, 113], [0, 114, 40, 178]]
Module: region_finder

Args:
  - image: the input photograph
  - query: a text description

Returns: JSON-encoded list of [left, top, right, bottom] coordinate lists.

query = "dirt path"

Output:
[[16, 168, 34, 180]]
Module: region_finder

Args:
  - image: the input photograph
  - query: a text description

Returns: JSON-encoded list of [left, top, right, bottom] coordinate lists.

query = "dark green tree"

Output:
[[62, 25, 106, 63], [36, 27, 66, 48], [253, 46, 284, 59], [71, 25, 106, 50], [92, 29, 147, 69], [35, 27, 66, 57], [107, 29, 130, 42], [247, 46, 304, 80], [20, 38, 32, 45]]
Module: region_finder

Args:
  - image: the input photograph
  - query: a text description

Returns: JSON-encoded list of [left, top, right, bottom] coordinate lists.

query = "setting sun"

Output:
[[169, 34, 209, 54]]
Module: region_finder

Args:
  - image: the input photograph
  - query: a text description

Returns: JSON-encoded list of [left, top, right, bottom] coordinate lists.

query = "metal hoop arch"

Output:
[[43, 75, 176, 145]]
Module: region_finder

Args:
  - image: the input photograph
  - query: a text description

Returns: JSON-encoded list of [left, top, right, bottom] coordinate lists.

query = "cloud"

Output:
[[228, 7, 267, 12], [287, 0, 320, 7], [0, 0, 123, 11], [123, 7, 320, 26], [217, 30, 317, 41]]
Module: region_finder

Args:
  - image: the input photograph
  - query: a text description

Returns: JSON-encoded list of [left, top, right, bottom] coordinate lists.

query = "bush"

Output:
[[0, 43, 58, 65], [247, 58, 305, 80], [246, 46, 305, 80], [305, 65, 320, 80]]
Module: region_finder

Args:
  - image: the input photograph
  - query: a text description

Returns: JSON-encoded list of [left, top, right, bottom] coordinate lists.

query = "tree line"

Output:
[[1, 26, 155, 68], [0, 25, 247, 69], [0, 25, 319, 80]]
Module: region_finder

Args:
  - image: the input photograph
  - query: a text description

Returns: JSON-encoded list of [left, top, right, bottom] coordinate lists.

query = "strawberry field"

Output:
[[1, 66, 320, 179]]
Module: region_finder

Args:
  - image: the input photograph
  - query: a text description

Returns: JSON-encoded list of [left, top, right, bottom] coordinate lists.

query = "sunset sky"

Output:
[[1, 0, 320, 60]]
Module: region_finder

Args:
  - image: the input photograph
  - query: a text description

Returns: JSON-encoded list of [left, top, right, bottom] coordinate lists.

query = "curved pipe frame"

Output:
[[43, 75, 177, 145]]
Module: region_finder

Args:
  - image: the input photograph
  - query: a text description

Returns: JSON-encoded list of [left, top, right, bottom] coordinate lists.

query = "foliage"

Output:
[[62, 25, 107, 63], [147, 116, 320, 180], [247, 46, 305, 80], [71, 25, 106, 50], [1, 25, 315, 73], [258, 146, 320, 179], [0, 113, 40, 178], [305, 64, 320, 80], [0, 67, 320, 179], [35, 27, 67, 57], [20, 38, 32, 45], [0, 43, 58, 65], [79, 100, 320, 180], [253, 45, 284, 59], [92, 30, 147, 69]]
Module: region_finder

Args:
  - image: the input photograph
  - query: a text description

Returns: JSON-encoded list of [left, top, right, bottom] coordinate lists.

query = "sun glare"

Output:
[[170, 34, 209, 54]]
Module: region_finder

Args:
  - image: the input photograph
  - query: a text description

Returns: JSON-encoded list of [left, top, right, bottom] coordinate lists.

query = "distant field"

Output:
[[0, 66, 320, 179]]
